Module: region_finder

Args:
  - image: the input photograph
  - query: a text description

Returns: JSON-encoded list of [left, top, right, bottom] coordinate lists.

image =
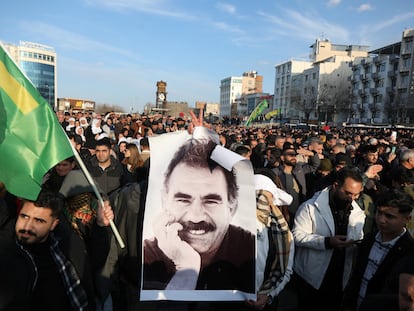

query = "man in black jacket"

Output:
[[87, 137, 123, 195], [0, 189, 113, 310], [342, 189, 414, 310], [272, 142, 320, 227]]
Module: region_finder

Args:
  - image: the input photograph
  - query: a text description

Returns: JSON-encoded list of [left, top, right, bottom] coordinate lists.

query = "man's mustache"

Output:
[[179, 221, 216, 233], [18, 229, 37, 237]]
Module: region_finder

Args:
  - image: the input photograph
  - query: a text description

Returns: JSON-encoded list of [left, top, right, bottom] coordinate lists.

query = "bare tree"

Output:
[[317, 73, 351, 124], [95, 103, 126, 114]]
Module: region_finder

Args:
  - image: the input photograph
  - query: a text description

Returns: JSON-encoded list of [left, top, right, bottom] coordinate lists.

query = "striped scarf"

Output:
[[256, 190, 292, 294]]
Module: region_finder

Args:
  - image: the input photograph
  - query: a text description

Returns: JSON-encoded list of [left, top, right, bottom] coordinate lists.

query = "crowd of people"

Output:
[[1, 109, 414, 311]]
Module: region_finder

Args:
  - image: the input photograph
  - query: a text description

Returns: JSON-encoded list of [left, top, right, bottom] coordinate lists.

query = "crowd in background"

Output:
[[2, 108, 414, 311]]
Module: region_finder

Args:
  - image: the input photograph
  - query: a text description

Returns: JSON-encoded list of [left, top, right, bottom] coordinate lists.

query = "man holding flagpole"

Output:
[[0, 188, 114, 310], [0, 43, 122, 309]]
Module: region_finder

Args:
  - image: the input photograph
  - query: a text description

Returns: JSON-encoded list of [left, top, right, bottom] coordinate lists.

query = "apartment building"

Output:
[[219, 71, 263, 117], [350, 28, 414, 124], [274, 60, 313, 121], [274, 39, 369, 123]]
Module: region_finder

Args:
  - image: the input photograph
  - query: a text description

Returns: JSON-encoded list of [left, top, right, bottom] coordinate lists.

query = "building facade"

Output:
[[274, 39, 369, 123], [57, 97, 96, 112], [274, 60, 313, 121], [219, 71, 263, 117], [349, 28, 414, 125], [2, 41, 57, 111]]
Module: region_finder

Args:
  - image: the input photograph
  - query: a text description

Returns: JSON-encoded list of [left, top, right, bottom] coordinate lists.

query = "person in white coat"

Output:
[[292, 168, 366, 311], [245, 174, 295, 310]]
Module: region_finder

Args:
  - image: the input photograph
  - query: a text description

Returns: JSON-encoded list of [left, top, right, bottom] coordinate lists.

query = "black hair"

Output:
[[140, 137, 149, 148], [32, 189, 64, 217], [335, 167, 363, 187], [95, 137, 111, 149], [376, 189, 414, 214], [234, 145, 251, 157], [164, 139, 238, 203]]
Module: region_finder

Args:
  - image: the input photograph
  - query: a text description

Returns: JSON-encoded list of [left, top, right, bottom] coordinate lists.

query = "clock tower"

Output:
[[156, 81, 167, 109]]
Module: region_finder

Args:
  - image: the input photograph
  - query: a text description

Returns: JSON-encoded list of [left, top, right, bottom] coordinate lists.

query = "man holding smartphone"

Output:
[[292, 168, 366, 311]]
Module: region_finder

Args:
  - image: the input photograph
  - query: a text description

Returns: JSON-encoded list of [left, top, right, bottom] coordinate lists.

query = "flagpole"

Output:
[[70, 143, 125, 249]]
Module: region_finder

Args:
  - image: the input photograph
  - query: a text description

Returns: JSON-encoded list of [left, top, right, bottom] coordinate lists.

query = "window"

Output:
[[375, 79, 384, 88], [406, 41, 413, 51], [312, 73, 316, 79], [353, 82, 359, 90], [401, 75, 409, 85]]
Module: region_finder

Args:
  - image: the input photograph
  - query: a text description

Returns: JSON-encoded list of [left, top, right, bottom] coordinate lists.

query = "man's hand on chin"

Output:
[[154, 213, 201, 272]]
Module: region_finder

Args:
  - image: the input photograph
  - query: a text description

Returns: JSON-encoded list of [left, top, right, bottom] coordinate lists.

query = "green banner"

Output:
[[0, 44, 73, 200], [245, 99, 268, 126], [265, 109, 280, 120]]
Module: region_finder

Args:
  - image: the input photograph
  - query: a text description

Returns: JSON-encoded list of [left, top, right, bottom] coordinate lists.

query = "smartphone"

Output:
[[391, 146, 396, 154]]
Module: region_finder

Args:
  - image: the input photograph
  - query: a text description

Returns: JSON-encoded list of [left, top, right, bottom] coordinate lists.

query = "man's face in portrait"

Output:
[[162, 162, 237, 256]]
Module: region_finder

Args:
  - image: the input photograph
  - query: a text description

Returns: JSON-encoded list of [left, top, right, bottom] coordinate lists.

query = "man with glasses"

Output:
[[272, 142, 320, 227], [292, 168, 366, 311]]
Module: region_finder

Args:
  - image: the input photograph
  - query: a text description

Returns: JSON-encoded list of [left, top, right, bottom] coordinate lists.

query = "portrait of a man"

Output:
[[141, 135, 255, 300]]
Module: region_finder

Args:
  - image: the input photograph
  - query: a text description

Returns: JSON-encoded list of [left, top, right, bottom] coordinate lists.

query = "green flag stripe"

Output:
[[246, 99, 268, 126], [0, 55, 38, 114], [0, 45, 74, 200]]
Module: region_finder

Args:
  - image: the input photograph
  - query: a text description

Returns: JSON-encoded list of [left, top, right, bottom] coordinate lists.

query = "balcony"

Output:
[[401, 49, 412, 56], [370, 88, 379, 95], [388, 70, 397, 78], [360, 74, 368, 81], [400, 67, 410, 74], [371, 72, 380, 80], [386, 86, 395, 94], [373, 56, 381, 65], [369, 104, 378, 111], [389, 54, 399, 63]]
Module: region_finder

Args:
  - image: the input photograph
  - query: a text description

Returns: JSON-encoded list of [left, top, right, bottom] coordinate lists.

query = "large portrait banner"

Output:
[[140, 127, 256, 301]]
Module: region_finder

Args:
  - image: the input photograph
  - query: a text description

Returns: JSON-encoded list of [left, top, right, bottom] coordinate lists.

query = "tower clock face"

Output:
[[158, 93, 165, 101]]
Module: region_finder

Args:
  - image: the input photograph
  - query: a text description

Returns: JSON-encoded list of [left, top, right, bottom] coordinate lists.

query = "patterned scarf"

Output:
[[65, 192, 97, 238], [49, 233, 89, 310], [256, 190, 292, 294]]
